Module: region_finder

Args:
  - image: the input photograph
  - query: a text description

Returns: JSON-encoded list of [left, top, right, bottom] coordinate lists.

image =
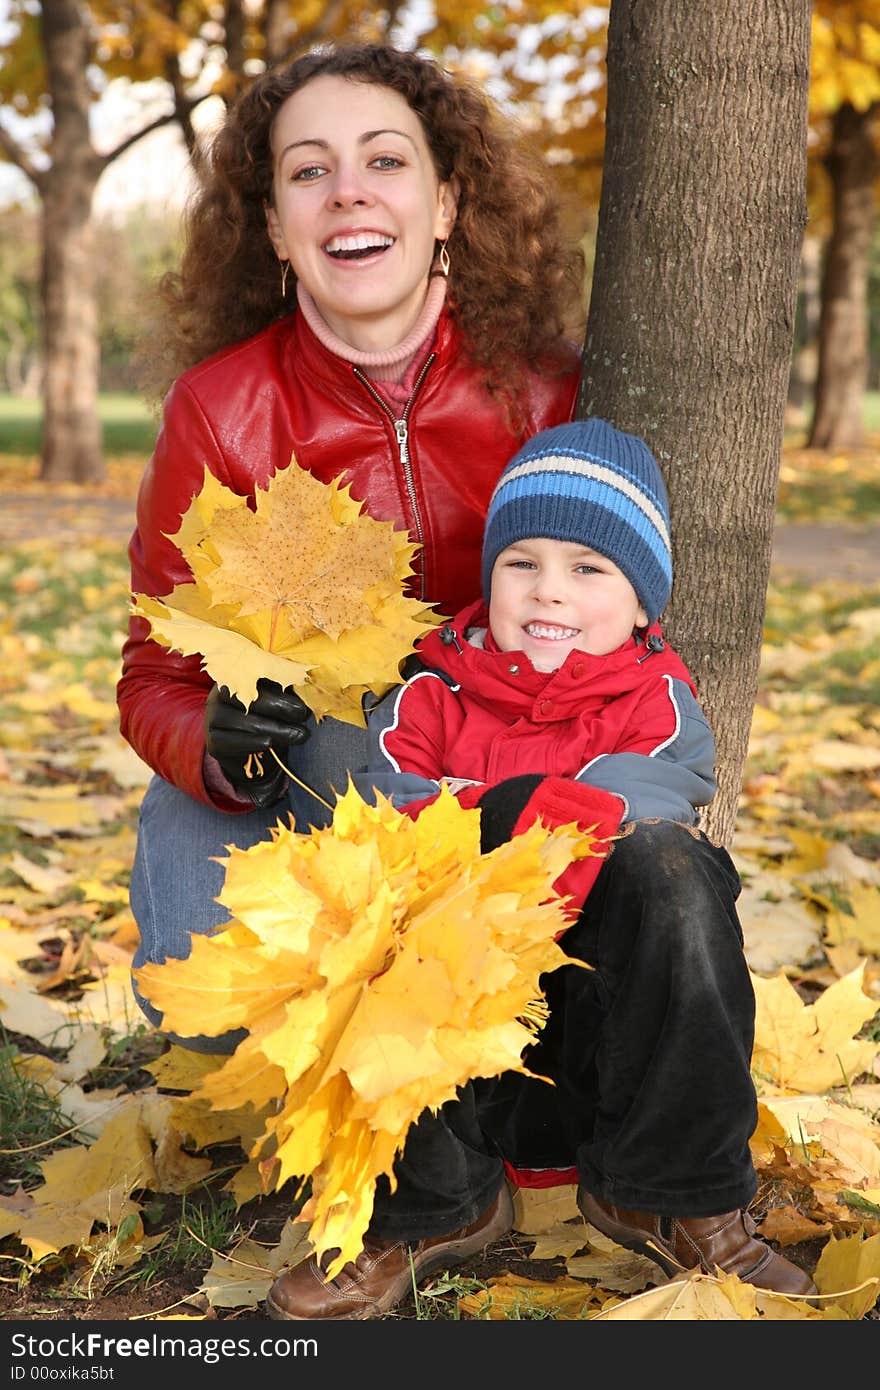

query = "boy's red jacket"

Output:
[[357, 598, 717, 915]]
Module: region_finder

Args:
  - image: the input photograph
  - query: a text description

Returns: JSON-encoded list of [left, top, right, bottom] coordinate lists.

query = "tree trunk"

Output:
[[807, 102, 878, 450], [263, 0, 292, 66], [165, 0, 198, 155], [578, 0, 811, 846], [223, 0, 248, 104], [787, 233, 821, 428], [39, 0, 104, 484]]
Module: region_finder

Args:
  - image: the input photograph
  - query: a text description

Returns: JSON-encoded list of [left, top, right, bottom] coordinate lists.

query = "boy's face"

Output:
[[489, 537, 649, 672]]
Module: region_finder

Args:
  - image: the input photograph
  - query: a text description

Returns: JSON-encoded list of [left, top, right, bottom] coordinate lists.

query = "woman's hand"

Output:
[[205, 679, 311, 807]]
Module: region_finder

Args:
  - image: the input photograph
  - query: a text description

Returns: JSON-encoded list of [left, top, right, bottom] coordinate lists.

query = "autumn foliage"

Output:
[[135, 785, 592, 1275], [131, 460, 440, 723]]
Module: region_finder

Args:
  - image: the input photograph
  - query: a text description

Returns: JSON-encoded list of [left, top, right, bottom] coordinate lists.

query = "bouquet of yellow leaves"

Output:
[[131, 459, 440, 725], [135, 784, 597, 1277]]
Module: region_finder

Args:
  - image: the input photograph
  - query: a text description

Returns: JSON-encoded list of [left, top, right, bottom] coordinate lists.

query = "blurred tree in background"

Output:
[[1, 3, 878, 477], [0, 205, 41, 395], [0, 0, 606, 481], [804, 1, 880, 448], [0, 203, 180, 396]]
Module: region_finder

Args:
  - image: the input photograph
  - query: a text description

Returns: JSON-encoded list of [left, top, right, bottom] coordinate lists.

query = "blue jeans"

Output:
[[129, 716, 369, 1052]]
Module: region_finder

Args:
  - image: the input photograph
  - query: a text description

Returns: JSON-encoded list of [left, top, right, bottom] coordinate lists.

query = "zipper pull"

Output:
[[636, 633, 666, 664], [394, 418, 408, 464], [440, 624, 464, 654]]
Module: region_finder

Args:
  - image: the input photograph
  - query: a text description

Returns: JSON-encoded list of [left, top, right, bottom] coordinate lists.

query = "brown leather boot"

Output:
[[266, 1183, 514, 1320], [578, 1188, 817, 1298]]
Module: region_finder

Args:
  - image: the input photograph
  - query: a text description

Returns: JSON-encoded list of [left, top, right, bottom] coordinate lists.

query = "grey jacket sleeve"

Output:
[[351, 676, 445, 809], [576, 678, 717, 824]]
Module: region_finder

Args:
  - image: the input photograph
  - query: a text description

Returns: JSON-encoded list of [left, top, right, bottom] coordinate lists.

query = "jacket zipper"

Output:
[[353, 354, 435, 596]]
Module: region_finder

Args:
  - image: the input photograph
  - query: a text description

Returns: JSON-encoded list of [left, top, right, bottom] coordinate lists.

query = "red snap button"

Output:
[[540, 699, 552, 715], [572, 663, 584, 678]]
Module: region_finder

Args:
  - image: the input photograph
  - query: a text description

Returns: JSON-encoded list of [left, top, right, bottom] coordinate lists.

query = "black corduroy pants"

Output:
[[367, 813, 759, 1241]]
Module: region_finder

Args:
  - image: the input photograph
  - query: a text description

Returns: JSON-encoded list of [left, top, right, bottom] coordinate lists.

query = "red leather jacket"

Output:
[[118, 307, 581, 808]]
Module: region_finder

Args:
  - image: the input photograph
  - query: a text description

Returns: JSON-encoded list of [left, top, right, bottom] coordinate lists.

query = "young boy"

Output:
[[266, 418, 816, 1320]]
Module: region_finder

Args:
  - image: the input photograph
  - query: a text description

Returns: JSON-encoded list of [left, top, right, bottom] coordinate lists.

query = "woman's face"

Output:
[[266, 75, 457, 351]]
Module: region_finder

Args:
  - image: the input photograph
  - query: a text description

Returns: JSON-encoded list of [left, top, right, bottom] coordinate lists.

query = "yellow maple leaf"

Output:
[[131, 461, 440, 723], [751, 965, 880, 1095], [590, 1269, 824, 1320], [135, 784, 601, 1275], [814, 1231, 880, 1319], [459, 1271, 604, 1319], [824, 885, 880, 954], [512, 1183, 581, 1234], [199, 1219, 312, 1311], [566, 1242, 660, 1295], [0, 1106, 156, 1261]]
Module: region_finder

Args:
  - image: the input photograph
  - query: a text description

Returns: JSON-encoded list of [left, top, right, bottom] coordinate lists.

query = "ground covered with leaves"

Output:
[[1, 446, 879, 1322]]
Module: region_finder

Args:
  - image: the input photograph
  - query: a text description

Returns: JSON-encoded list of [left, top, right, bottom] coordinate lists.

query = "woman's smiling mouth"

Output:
[[323, 232, 395, 259]]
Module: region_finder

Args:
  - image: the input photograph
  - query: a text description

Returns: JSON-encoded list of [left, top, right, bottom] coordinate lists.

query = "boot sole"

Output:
[[266, 1183, 515, 1321]]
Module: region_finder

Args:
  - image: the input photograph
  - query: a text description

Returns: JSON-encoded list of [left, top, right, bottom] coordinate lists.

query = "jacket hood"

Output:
[[416, 598, 696, 723]]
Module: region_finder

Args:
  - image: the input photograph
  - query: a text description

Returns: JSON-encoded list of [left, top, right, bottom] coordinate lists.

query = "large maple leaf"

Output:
[[131, 461, 440, 723], [751, 965, 879, 1094], [134, 784, 600, 1275]]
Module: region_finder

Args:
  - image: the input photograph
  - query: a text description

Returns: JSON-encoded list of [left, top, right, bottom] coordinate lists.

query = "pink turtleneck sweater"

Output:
[[296, 276, 447, 411]]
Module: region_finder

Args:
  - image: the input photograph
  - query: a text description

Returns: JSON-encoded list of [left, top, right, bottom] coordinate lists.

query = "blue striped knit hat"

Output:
[[481, 418, 672, 623]]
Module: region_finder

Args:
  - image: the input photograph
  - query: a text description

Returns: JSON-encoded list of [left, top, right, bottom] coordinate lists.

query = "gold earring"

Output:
[[439, 240, 450, 278], [280, 260, 290, 298]]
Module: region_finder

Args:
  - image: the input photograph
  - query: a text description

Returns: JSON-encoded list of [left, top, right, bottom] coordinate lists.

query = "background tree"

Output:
[[425, 0, 608, 307], [807, 0, 880, 448], [0, 0, 196, 482], [0, 206, 40, 395], [578, 0, 812, 845], [0, 0, 607, 483], [0, 1, 392, 484], [96, 211, 181, 391]]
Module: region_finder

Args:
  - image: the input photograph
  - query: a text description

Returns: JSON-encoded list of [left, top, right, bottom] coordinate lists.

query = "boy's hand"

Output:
[[205, 679, 311, 806]]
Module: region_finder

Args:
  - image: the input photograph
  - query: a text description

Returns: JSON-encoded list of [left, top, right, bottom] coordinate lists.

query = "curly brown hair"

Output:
[[145, 43, 584, 406]]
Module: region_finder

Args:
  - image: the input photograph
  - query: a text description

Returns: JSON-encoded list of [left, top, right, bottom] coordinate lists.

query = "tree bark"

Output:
[[39, 0, 104, 484], [807, 102, 878, 450], [578, 0, 811, 846]]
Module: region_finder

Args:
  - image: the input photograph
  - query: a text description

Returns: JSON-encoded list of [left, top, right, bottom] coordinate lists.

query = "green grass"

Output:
[[102, 1191, 245, 1296], [0, 393, 157, 456], [0, 1030, 79, 1188], [864, 390, 880, 434]]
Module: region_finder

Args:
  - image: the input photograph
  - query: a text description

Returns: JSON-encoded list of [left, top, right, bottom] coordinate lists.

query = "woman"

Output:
[[119, 42, 583, 1049]]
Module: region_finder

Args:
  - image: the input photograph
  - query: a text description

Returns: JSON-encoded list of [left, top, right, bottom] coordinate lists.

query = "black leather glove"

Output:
[[205, 679, 311, 808]]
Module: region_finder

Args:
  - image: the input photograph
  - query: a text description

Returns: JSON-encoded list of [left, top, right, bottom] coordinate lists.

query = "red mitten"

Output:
[[508, 777, 625, 925]]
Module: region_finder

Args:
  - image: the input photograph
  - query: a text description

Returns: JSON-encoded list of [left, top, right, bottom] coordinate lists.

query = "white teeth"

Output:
[[325, 233, 394, 254], [525, 623, 579, 641]]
